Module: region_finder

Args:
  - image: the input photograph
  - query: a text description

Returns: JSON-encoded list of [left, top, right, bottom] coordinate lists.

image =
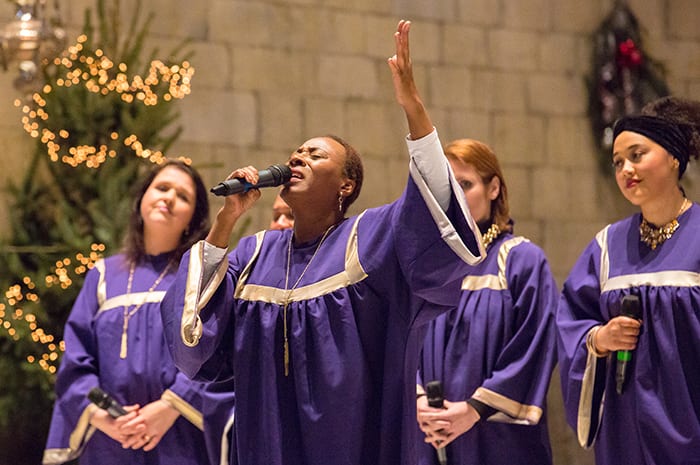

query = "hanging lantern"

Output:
[[0, 0, 65, 93]]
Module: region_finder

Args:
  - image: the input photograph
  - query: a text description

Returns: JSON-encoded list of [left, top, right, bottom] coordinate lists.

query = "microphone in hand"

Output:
[[210, 164, 292, 196], [615, 294, 641, 394], [88, 387, 128, 418], [425, 380, 448, 465]]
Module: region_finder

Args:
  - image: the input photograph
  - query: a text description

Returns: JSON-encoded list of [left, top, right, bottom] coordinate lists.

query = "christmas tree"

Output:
[[0, 1, 194, 462]]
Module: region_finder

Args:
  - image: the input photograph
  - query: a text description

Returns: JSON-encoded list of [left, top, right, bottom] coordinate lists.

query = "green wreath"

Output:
[[587, 0, 670, 174]]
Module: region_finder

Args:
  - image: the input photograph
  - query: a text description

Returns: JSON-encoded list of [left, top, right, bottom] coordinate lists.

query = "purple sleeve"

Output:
[[480, 244, 558, 416], [45, 266, 102, 448], [164, 370, 209, 407], [359, 178, 480, 303], [161, 241, 252, 383], [556, 238, 608, 445]]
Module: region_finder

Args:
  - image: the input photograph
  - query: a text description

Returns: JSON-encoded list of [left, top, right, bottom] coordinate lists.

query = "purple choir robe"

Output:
[[557, 204, 700, 465], [418, 232, 558, 465], [43, 253, 210, 465], [201, 378, 236, 465], [161, 131, 485, 465]]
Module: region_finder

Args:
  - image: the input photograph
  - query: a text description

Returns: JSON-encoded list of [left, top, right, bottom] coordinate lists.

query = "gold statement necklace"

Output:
[[481, 223, 501, 249], [639, 198, 690, 250], [282, 224, 335, 376], [120, 260, 173, 359]]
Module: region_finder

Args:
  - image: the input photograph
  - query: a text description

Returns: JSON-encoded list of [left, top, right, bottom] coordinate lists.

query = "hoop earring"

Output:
[[338, 193, 344, 212]]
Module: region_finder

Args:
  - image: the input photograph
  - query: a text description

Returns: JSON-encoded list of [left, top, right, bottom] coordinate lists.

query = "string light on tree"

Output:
[[0, 243, 105, 373], [14, 33, 195, 168]]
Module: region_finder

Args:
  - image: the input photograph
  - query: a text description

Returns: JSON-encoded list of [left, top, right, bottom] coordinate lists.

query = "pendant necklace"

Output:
[[120, 260, 173, 359], [639, 198, 690, 250], [282, 224, 335, 376]]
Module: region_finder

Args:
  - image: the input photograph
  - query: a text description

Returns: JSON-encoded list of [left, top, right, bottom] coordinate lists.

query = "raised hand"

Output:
[[387, 20, 432, 140]]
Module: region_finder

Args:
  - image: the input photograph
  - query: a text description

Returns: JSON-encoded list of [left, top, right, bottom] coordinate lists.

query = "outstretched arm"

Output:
[[388, 20, 433, 140], [386, 19, 484, 266]]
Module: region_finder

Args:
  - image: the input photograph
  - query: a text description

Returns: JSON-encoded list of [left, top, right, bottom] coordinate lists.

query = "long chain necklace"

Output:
[[282, 224, 335, 376], [120, 260, 173, 359], [481, 223, 501, 249], [639, 198, 690, 250]]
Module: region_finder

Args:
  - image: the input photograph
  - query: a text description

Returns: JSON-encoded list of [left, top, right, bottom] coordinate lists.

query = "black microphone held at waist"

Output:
[[426, 380, 448, 465], [210, 164, 292, 196], [87, 387, 128, 418], [615, 294, 641, 395]]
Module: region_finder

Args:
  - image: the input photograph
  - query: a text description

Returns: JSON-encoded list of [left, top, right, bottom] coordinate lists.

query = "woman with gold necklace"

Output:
[[43, 160, 212, 465], [557, 96, 700, 465], [415, 139, 559, 465], [161, 20, 485, 465]]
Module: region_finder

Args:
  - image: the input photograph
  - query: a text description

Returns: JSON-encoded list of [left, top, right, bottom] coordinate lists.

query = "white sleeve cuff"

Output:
[[201, 241, 227, 287], [406, 129, 451, 211]]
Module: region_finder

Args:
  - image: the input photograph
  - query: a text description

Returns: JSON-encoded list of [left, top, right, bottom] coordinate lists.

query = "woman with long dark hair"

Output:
[[43, 160, 211, 465]]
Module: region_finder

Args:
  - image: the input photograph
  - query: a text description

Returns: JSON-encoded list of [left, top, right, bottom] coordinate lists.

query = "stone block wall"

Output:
[[2, 1, 700, 463]]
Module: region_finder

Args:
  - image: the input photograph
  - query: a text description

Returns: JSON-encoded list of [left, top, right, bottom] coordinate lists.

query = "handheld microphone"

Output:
[[87, 387, 128, 418], [615, 294, 641, 395], [210, 164, 292, 196], [425, 380, 448, 465]]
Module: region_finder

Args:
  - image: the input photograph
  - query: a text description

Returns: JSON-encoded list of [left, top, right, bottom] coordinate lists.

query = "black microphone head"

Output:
[[87, 387, 110, 409], [425, 380, 444, 408], [210, 164, 292, 196], [621, 294, 641, 319], [267, 164, 292, 184]]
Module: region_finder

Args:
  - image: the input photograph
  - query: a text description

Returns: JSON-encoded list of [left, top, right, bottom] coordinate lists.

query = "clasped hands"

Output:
[[90, 399, 179, 451], [416, 396, 480, 449]]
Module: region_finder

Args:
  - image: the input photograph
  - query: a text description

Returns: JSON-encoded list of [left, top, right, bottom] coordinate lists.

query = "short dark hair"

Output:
[[640, 96, 700, 177], [325, 134, 363, 214], [122, 159, 210, 265]]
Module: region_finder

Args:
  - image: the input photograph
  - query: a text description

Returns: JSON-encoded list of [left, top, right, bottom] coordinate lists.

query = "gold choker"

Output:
[[639, 198, 690, 250], [482, 223, 501, 249]]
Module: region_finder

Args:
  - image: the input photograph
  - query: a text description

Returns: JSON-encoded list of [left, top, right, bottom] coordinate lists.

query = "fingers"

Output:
[[120, 414, 147, 432], [423, 428, 452, 449], [391, 20, 411, 67], [599, 316, 642, 351], [228, 166, 259, 185], [142, 433, 162, 452], [417, 409, 451, 435], [133, 434, 151, 450], [397, 20, 411, 63], [388, 20, 411, 63], [120, 432, 160, 450]]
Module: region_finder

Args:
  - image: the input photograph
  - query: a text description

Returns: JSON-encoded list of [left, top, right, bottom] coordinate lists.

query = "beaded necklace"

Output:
[[639, 198, 690, 250], [481, 223, 502, 249]]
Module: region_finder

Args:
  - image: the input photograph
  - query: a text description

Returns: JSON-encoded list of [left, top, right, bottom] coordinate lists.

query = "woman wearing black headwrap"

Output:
[[556, 96, 700, 465]]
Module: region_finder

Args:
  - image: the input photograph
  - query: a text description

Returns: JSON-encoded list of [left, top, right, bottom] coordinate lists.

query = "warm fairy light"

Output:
[[2, 244, 105, 373], [16, 35, 195, 168]]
